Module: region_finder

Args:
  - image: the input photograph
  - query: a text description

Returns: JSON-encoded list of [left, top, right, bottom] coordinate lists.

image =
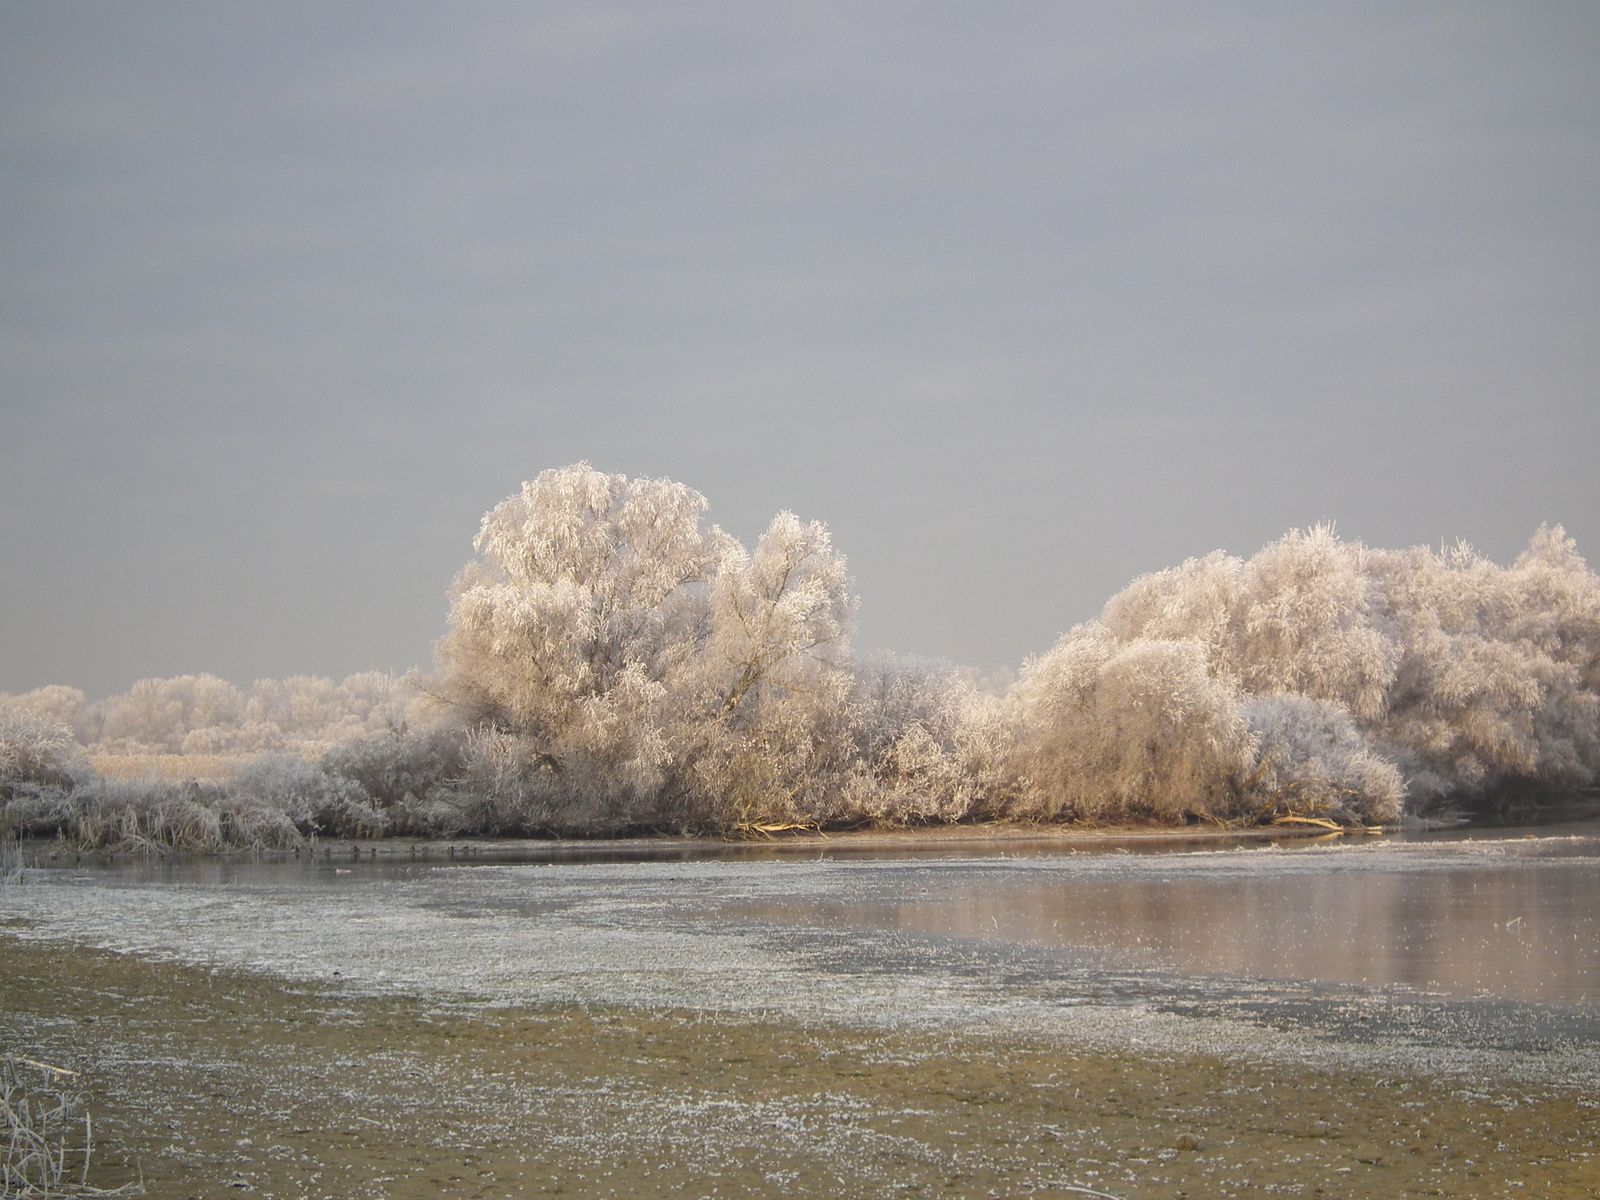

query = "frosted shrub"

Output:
[[1008, 634, 1401, 827], [0, 713, 93, 796], [433, 726, 580, 836], [379, 724, 653, 839], [317, 726, 493, 837], [6, 724, 377, 849], [318, 719, 656, 838], [53, 778, 302, 853], [1012, 628, 1256, 823], [1, 713, 95, 836], [1240, 694, 1405, 825], [0, 685, 89, 738], [683, 681, 853, 831], [321, 726, 469, 811], [234, 753, 386, 838], [1094, 524, 1600, 808], [833, 654, 1014, 824]]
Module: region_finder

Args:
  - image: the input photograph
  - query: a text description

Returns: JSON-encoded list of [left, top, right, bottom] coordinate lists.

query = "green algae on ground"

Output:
[[2, 935, 1596, 1198]]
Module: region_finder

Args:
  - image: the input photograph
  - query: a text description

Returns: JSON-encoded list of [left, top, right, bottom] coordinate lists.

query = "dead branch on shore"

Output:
[[728, 820, 823, 839], [1269, 815, 1345, 832]]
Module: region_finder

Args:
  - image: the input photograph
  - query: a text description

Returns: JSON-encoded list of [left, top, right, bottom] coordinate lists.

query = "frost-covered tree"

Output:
[[1103, 526, 1396, 722], [707, 512, 854, 716], [831, 653, 1014, 825], [1363, 526, 1600, 799], [1012, 627, 1256, 822], [1240, 694, 1404, 825], [438, 463, 734, 734], [90, 674, 247, 754], [239, 672, 413, 755], [679, 512, 858, 827], [1010, 628, 1405, 825], [1089, 523, 1600, 809], [0, 686, 88, 738], [432, 464, 855, 831], [13, 468, 1590, 837], [67, 672, 413, 757], [431, 463, 731, 823]]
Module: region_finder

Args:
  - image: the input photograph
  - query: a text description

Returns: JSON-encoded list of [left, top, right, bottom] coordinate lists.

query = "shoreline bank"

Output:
[[14, 819, 1389, 866]]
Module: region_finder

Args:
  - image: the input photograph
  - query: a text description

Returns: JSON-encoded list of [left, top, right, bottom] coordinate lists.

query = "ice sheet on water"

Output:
[[5, 832, 1600, 1091]]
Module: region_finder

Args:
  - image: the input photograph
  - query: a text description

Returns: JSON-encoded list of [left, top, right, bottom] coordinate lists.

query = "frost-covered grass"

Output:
[[0, 1056, 141, 1198], [1, 827, 20, 885], [7, 935, 1592, 1200]]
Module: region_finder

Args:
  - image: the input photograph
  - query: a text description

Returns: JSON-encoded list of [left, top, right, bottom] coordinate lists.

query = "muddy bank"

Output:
[[2, 936, 1596, 1199], [17, 818, 1380, 869]]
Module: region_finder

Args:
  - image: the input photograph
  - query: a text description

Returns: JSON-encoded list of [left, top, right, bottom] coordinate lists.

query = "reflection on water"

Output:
[[18, 820, 1600, 1009], [732, 829, 1600, 1005]]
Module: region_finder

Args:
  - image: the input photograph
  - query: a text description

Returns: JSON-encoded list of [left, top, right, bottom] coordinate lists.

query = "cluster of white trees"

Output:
[[0, 672, 416, 757], [1033, 522, 1600, 822], [423, 467, 1599, 830], [6, 465, 1597, 842]]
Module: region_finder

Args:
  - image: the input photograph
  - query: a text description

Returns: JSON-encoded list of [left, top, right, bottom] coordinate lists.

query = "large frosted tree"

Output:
[[433, 463, 855, 829], [438, 464, 731, 732]]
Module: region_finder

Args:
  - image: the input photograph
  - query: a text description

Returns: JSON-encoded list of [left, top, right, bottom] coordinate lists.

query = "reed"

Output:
[[0, 1057, 142, 1197], [85, 755, 243, 783], [0, 828, 20, 885], [62, 783, 303, 855]]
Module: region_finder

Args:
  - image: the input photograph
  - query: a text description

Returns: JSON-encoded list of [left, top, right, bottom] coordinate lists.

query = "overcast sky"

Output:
[[2, 2, 1597, 698]]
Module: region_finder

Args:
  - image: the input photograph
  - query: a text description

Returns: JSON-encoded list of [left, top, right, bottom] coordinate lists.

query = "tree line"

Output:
[[4, 463, 1597, 848]]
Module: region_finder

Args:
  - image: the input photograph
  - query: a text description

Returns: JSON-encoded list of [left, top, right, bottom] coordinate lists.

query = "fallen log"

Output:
[[1269, 816, 1345, 832]]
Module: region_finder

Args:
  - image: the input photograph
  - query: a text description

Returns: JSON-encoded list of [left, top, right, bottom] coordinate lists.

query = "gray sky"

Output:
[[3, 2, 1598, 698]]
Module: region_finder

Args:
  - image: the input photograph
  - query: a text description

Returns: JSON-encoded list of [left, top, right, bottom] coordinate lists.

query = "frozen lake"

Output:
[[6, 822, 1600, 1089]]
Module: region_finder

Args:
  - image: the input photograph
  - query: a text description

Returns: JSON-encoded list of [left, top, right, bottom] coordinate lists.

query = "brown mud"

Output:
[[20, 819, 1387, 869], [2, 932, 1596, 1199]]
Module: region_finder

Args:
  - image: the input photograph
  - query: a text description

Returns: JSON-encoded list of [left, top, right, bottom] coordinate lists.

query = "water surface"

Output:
[[733, 827, 1600, 1005], [7, 822, 1600, 1088]]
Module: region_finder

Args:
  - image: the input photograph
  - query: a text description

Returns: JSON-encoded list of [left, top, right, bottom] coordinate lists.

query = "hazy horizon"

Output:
[[3, 3, 1597, 697]]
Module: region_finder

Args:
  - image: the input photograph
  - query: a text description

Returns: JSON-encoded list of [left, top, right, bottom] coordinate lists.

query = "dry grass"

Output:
[[63, 787, 303, 855], [86, 755, 244, 784], [1, 832, 19, 885], [0, 1057, 141, 1197]]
